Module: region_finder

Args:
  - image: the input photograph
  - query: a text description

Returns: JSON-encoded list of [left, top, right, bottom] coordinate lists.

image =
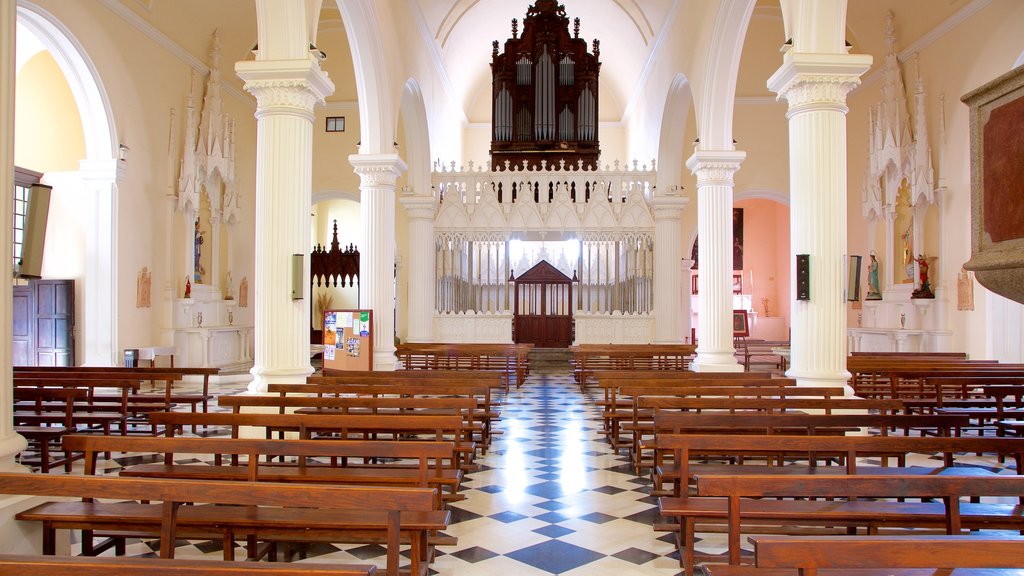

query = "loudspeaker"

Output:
[[291, 253, 304, 300], [796, 254, 810, 301], [17, 184, 52, 279]]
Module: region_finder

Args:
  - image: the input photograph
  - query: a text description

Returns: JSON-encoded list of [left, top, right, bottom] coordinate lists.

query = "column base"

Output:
[[247, 365, 314, 393], [373, 349, 397, 371], [690, 351, 744, 372], [0, 494, 65, 555], [784, 367, 854, 395]]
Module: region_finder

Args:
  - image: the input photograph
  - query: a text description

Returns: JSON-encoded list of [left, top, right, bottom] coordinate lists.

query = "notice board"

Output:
[[322, 309, 373, 372]]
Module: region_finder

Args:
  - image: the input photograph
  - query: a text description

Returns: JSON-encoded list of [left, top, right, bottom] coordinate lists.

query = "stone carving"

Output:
[[136, 267, 151, 308]]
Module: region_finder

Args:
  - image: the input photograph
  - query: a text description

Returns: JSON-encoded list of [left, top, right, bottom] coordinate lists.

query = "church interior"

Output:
[[3, 0, 1024, 574]]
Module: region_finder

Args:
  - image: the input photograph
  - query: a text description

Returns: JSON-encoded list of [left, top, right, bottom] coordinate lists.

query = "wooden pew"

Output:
[[392, 343, 531, 389], [570, 344, 697, 389], [13, 387, 85, 472], [13, 382, 132, 436], [0, 555, 376, 576], [657, 435, 1024, 575], [63, 434, 459, 509], [4, 472, 440, 576], [686, 475, 1024, 574], [648, 414, 974, 495], [703, 535, 1024, 576], [653, 430, 1014, 498], [146, 411, 474, 474]]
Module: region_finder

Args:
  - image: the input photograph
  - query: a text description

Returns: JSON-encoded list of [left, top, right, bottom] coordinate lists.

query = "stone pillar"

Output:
[[687, 150, 745, 372], [681, 258, 695, 343], [768, 53, 871, 389], [350, 154, 407, 371], [0, 0, 28, 471], [650, 196, 688, 343], [400, 194, 436, 343], [79, 159, 122, 366], [235, 59, 334, 392]]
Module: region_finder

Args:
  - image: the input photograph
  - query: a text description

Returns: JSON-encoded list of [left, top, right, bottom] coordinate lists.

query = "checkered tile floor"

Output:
[[56, 368, 1017, 575]]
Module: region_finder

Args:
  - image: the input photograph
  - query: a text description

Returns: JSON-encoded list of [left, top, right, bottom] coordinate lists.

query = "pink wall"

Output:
[[736, 198, 790, 330]]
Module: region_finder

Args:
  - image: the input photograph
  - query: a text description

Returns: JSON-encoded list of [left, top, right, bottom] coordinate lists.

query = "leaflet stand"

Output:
[[322, 309, 373, 372]]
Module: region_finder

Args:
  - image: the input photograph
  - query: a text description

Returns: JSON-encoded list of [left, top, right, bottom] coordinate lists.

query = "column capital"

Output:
[[685, 150, 746, 187], [399, 194, 437, 221], [349, 153, 408, 187], [235, 59, 334, 120], [649, 195, 689, 221], [767, 52, 873, 113]]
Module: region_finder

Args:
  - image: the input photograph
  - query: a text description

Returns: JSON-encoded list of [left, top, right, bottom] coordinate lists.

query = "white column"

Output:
[[400, 194, 436, 343], [0, 0, 28, 471], [650, 196, 688, 343], [681, 258, 694, 343], [236, 59, 334, 392], [768, 53, 871, 389], [687, 150, 745, 372], [79, 159, 122, 366], [350, 154, 407, 371]]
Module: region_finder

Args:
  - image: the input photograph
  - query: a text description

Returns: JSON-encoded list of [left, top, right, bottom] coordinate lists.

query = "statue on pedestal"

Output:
[[912, 254, 935, 299], [866, 253, 882, 300]]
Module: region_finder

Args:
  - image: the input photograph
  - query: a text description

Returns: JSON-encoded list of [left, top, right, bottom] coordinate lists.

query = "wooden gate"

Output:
[[512, 261, 574, 348]]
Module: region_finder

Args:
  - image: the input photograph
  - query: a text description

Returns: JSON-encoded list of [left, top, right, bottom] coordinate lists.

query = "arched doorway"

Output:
[[512, 261, 574, 348]]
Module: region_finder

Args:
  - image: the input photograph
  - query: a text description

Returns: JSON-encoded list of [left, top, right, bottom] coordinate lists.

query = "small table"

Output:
[[138, 346, 176, 367]]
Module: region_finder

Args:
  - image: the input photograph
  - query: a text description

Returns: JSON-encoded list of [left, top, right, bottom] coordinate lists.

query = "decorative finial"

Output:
[[574, 17, 580, 38], [511, 18, 518, 39], [592, 39, 600, 58], [492, 40, 499, 57]]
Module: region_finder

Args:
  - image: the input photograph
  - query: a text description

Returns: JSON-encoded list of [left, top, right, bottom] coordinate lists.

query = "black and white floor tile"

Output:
[[56, 368, 1017, 575]]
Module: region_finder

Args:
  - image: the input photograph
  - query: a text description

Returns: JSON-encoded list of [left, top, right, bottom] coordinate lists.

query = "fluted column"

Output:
[[768, 53, 871, 390], [650, 195, 689, 343], [687, 150, 745, 372], [400, 194, 436, 343], [0, 0, 28, 471], [236, 59, 334, 392], [350, 154, 407, 371]]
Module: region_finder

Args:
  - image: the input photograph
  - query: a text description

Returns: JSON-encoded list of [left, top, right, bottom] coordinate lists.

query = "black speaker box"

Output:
[[796, 254, 810, 301]]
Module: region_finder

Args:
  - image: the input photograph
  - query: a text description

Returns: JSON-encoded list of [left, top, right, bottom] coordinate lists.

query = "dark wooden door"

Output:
[[11, 279, 74, 366], [513, 261, 574, 348], [12, 285, 32, 365]]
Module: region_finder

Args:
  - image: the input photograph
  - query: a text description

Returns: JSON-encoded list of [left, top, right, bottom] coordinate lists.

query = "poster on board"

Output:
[[322, 309, 372, 372]]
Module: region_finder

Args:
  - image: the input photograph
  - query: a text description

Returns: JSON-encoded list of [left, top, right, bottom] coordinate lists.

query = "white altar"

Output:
[[171, 284, 253, 370]]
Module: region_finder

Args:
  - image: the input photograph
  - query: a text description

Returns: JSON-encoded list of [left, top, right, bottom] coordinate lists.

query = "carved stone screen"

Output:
[[490, 1, 601, 171]]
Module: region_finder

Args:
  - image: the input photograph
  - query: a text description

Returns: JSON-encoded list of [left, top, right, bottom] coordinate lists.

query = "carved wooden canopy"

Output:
[[490, 0, 601, 171]]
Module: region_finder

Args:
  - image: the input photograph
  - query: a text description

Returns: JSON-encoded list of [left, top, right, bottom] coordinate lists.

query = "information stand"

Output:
[[322, 309, 373, 372]]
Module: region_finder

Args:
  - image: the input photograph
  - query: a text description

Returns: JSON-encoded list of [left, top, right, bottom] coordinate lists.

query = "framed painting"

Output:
[[732, 309, 750, 337], [732, 273, 743, 295]]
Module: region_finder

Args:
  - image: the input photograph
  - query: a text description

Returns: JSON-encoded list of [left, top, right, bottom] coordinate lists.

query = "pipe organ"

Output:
[[490, 0, 600, 170]]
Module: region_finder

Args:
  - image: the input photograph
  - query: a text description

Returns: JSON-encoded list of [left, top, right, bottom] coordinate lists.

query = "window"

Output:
[[13, 167, 43, 272], [325, 116, 345, 132]]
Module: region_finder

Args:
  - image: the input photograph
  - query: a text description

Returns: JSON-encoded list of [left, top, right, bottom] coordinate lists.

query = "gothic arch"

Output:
[[656, 73, 693, 193], [400, 78, 431, 196], [694, 0, 755, 150], [334, 0, 395, 154], [17, 1, 119, 365]]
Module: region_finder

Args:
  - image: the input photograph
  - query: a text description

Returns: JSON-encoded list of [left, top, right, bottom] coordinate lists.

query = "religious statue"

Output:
[[866, 253, 882, 300], [957, 267, 975, 311], [136, 267, 151, 308], [224, 270, 234, 300], [193, 218, 206, 283], [912, 254, 935, 299], [184, 275, 192, 299], [239, 276, 249, 308]]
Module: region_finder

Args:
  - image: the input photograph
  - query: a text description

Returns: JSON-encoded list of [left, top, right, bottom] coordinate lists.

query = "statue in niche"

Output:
[[193, 218, 206, 283], [901, 220, 915, 281], [912, 254, 935, 299], [224, 270, 234, 300], [136, 267, 151, 308], [866, 253, 882, 300], [239, 276, 249, 308]]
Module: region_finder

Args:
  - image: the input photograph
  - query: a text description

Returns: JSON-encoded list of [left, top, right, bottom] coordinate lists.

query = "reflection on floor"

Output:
[[65, 369, 1015, 576]]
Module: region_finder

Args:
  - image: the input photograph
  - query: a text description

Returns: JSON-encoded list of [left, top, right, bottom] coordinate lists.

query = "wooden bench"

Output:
[[63, 434, 459, 509], [392, 343, 531, 389], [13, 383, 130, 437], [0, 555, 376, 576], [653, 431, 1016, 498], [4, 472, 440, 576], [146, 411, 474, 475], [703, 535, 1024, 576], [570, 344, 697, 389], [687, 475, 1024, 574], [734, 339, 790, 372], [648, 414, 975, 495]]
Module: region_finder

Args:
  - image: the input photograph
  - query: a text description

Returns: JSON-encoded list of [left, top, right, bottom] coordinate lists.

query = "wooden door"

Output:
[[513, 261, 574, 348], [11, 279, 74, 366]]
